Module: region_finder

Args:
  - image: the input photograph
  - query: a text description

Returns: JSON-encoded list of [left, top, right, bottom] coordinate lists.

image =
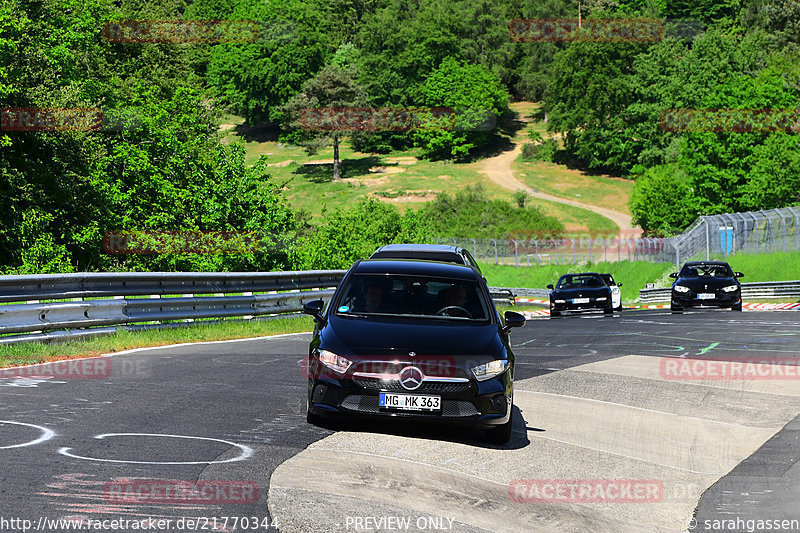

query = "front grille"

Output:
[[341, 395, 479, 417], [353, 378, 470, 394]]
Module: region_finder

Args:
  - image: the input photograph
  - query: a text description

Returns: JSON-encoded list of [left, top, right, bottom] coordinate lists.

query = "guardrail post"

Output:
[[513, 240, 519, 267], [491, 239, 498, 264], [789, 207, 800, 251], [701, 217, 710, 261]]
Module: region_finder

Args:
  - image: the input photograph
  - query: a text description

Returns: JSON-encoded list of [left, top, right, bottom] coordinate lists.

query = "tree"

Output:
[[629, 164, 696, 236], [413, 57, 509, 159], [281, 62, 370, 180]]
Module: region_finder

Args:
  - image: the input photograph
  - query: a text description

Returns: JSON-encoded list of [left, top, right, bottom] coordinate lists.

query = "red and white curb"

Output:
[[513, 298, 799, 317], [744, 302, 800, 311]]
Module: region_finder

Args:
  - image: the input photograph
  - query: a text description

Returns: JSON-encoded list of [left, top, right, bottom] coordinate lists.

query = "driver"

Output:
[[443, 284, 467, 308]]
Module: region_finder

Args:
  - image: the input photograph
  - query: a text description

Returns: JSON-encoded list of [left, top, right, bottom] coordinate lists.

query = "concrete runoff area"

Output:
[[269, 355, 800, 532]]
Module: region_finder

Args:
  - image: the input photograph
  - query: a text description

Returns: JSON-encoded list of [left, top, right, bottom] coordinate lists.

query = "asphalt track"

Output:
[[1, 309, 799, 533]]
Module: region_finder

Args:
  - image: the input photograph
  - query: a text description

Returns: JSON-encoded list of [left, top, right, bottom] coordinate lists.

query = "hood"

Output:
[[321, 314, 504, 358], [675, 277, 738, 290], [551, 287, 611, 298]]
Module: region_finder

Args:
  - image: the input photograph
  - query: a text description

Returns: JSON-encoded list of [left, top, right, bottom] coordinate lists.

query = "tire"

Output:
[[732, 303, 742, 311], [671, 305, 682, 314], [603, 307, 613, 315], [614, 304, 622, 312], [306, 397, 324, 426], [550, 310, 561, 317], [484, 418, 512, 444]]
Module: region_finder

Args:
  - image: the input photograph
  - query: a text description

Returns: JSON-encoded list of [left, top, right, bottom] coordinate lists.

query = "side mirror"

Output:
[[503, 311, 526, 329], [735, 272, 744, 278], [617, 282, 623, 287], [546, 284, 554, 290], [302, 299, 324, 320], [669, 272, 678, 278]]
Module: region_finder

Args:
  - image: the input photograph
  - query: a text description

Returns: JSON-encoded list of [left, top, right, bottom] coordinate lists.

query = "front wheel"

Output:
[[484, 418, 512, 444], [604, 307, 613, 315], [550, 310, 561, 318], [732, 303, 742, 311], [306, 397, 324, 426]]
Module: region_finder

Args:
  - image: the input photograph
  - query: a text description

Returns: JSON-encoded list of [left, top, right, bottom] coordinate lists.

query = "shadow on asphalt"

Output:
[[310, 405, 531, 450]]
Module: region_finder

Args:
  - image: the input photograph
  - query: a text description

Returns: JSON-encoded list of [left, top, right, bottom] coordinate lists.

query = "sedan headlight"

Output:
[[674, 285, 690, 293], [554, 299, 566, 303], [722, 285, 739, 293], [596, 297, 608, 301], [471, 360, 508, 381], [318, 350, 352, 374], [611, 287, 620, 294]]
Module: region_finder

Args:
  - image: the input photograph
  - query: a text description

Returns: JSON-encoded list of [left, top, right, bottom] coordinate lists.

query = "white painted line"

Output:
[[0, 331, 312, 374], [0, 421, 56, 450], [58, 433, 253, 465]]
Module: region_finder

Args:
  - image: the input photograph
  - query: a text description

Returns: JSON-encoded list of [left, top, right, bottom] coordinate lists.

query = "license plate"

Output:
[[379, 393, 441, 411], [697, 293, 716, 300], [572, 298, 590, 304]]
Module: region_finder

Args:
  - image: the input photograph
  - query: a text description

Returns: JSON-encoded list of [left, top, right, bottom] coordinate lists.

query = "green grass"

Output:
[[0, 316, 313, 368], [218, 105, 627, 234], [513, 159, 634, 215], [525, 196, 619, 234], [482, 250, 800, 305], [480, 260, 672, 303], [716, 251, 800, 282]]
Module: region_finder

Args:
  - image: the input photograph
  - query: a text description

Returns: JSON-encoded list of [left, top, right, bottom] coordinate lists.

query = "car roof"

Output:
[[373, 244, 463, 253], [683, 261, 731, 266], [559, 272, 602, 278], [353, 259, 480, 281], [370, 244, 468, 262]]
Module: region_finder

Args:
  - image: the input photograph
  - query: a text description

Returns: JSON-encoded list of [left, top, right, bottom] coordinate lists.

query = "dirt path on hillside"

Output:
[[478, 124, 640, 235]]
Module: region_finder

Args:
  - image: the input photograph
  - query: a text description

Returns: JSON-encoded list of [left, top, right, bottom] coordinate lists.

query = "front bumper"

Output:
[[551, 299, 612, 312], [307, 371, 512, 429], [671, 290, 741, 308]]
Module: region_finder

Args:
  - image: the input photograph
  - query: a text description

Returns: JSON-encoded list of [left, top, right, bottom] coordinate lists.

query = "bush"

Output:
[[521, 140, 557, 162]]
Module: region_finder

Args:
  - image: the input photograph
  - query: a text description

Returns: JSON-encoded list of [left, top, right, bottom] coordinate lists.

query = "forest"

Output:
[[1, 0, 798, 272]]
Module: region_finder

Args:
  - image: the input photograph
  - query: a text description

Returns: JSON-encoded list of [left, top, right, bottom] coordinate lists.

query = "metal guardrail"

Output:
[[0, 273, 534, 345], [639, 281, 800, 303], [0, 271, 346, 345]]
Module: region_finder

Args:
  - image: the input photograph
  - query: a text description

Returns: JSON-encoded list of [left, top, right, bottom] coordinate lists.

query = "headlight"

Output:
[[318, 350, 352, 374], [596, 297, 607, 301], [612, 287, 620, 294], [554, 299, 565, 303], [674, 285, 690, 293], [471, 360, 508, 381], [722, 285, 739, 293]]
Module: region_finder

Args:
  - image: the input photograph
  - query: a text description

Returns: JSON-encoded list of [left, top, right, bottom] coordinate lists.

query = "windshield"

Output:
[[557, 274, 605, 289], [601, 274, 615, 285], [679, 264, 734, 278], [335, 274, 490, 321]]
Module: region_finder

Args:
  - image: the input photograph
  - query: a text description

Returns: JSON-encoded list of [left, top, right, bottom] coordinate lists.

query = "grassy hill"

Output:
[[218, 103, 632, 234]]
